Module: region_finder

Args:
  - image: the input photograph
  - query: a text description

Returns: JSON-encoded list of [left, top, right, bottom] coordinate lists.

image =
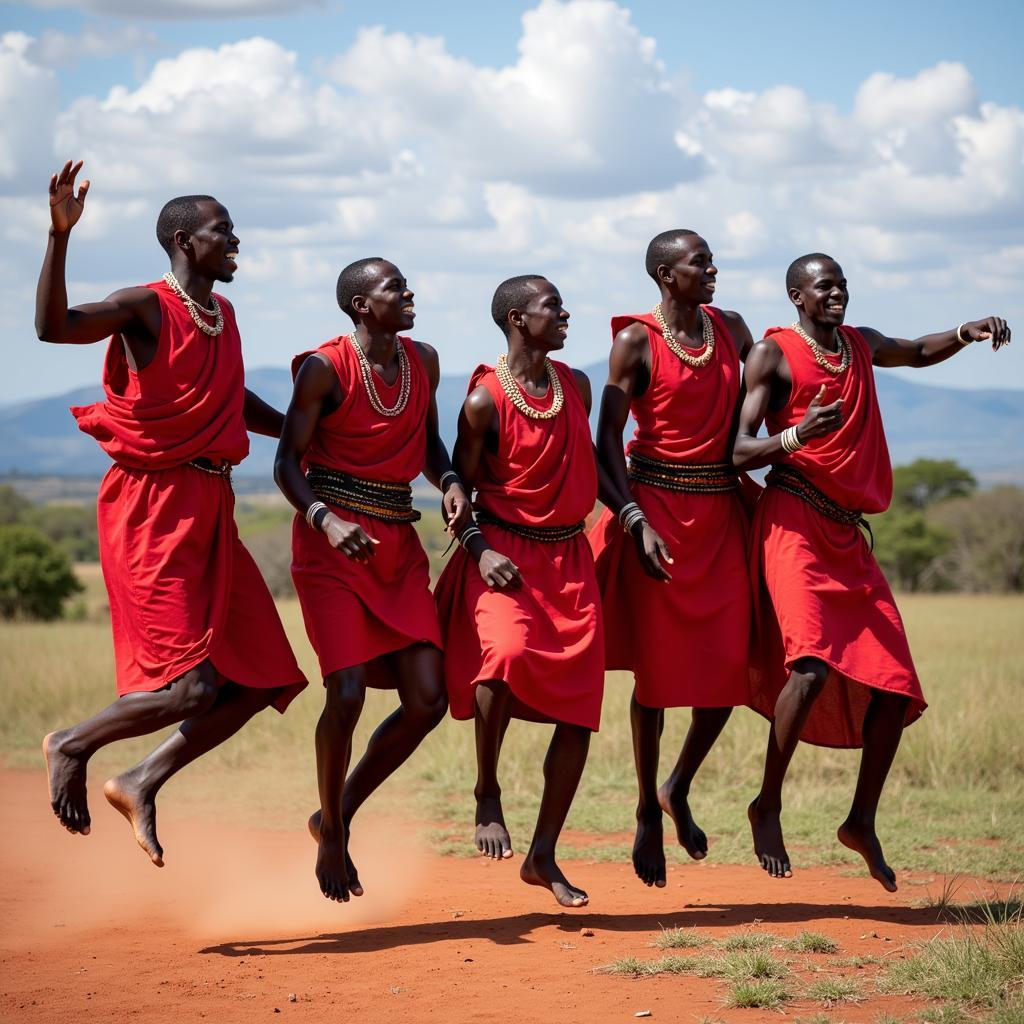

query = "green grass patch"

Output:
[[719, 931, 781, 951], [785, 931, 839, 953], [720, 949, 789, 980], [726, 979, 790, 1009], [652, 926, 710, 949], [804, 977, 864, 1003]]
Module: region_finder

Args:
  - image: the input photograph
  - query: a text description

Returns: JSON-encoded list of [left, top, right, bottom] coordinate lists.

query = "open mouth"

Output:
[[225, 251, 239, 265], [825, 303, 845, 314], [401, 305, 415, 314]]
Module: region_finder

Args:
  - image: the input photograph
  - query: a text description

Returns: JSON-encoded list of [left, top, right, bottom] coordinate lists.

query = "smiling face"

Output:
[[511, 279, 570, 351], [789, 258, 849, 327], [182, 200, 239, 284], [657, 234, 717, 304], [351, 261, 415, 331]]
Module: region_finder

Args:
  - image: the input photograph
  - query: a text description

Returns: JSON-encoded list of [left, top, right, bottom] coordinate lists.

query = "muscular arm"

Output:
[[865, 317, 1010, 368], [243, 389, 285, 438], [720, 309, 756, 362]]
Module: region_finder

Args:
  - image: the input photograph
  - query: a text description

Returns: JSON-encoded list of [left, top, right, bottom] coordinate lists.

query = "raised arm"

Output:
[[732, 340, 843, 472], [274, 355, 378, 562], [452, 386, 521, 590], [596, 324, 672, 581], [416, 342, 471, 535], [865, 317, 1010, 368], [35, 161, 160, 352]]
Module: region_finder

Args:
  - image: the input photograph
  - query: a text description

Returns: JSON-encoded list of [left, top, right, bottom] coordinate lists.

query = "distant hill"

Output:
[[1, 364, 1021, 484]]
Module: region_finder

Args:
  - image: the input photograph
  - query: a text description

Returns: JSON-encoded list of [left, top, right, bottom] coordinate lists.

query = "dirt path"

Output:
[[0, 771, 997, 1023]]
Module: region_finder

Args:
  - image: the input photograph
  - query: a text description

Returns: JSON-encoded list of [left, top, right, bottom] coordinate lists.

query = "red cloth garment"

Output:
[[749, 325, 926, 748], [588, 308, 753, 709], [71, 281, 305, 710], [290, 335, 441, 678], [434, 362, 604, 730]]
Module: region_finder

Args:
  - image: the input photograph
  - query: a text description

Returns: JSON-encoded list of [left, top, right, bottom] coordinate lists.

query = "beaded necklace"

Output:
[[494, 354, 564, 420], [651, 303, 715, 369], [348, 332, 411, 417], [790, 322, 851, 375], [162, 272, 224, 337]]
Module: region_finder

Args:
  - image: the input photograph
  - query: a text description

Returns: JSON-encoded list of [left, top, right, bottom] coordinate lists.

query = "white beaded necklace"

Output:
[[652, 303, 715, 369], [790, 322, 851, 375], [162, 272, 224, 337], [348, 332, 411, 417], [495, 354, 564, 420]]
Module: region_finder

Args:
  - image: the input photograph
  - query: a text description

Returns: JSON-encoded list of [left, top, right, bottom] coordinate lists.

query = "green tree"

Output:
[[0, 525, 83, 621], [892, 458, 976, 511], [871, 508, 953, 592], [0, 484, 31, 526]]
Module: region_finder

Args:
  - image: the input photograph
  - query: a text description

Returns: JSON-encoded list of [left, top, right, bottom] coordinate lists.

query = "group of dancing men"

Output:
[[36, 161, 1011, 908]]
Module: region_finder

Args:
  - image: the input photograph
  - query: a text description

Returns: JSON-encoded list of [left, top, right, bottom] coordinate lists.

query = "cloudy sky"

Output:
[[2, 0, 1021, 405]]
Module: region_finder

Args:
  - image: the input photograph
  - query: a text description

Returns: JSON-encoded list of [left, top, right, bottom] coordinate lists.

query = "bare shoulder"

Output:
[[852, 325, 885, 350], [717, 309, 755, 356], [102, 285, 160, 313], [570, 366, 591, 390], [745, 336, 785, 376], [295, 351, 336, 387], [463, 382, 496, 430], [412, 339, 438, 366], [612, 320, 651, 353]]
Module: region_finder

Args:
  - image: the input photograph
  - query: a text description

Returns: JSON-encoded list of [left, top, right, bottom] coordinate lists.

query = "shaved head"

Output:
[[336, 257, 388, 319], [645, 229, 699, 281], [786, 253, 838, 293], [156, 195, 218, 256], [491, 274, 548, 335]]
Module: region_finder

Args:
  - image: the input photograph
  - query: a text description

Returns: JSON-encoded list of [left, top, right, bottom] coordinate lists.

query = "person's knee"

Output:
[[406, 684, 448, 729], [324, 669, 366, 721], [790, 657, 829, 695], [172, 669, 219, 716]]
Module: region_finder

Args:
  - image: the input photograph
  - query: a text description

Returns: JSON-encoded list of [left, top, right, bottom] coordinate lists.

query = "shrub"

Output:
[[0, 525, 82, 620]]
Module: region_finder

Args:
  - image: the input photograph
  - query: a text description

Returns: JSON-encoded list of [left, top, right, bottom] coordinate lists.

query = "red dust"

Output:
[[0, 771, 1006, 1023]]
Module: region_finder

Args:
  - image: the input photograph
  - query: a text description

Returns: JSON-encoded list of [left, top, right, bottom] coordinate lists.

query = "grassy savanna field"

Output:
[[2, 509, 1022, 883]]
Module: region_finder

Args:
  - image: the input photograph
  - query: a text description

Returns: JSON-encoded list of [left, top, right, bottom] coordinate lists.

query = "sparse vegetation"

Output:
[[805, 976, 865, 1003], [652, 926, 709, 949], [785, 931, 840, 953], [726, 979, 790, 1009]]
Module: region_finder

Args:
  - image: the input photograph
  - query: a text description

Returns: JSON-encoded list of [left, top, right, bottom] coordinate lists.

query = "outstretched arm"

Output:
[[866, 317, 1010, 368], [35, 160, 159, 350], [451, 387, 521, 590], [596, 325, 672, 581], [732, 340, 843, 471], [417, 342, 471, 535], [274, 355, 379, 562]]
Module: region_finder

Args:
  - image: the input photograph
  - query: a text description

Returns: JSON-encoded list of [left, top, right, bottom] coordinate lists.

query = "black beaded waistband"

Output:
[[627, 453, 737, 493], [475, 508, 585, 543], [767, 465, 873, 549], [306, 464, 420, 523], [188, 457, 232, 478]]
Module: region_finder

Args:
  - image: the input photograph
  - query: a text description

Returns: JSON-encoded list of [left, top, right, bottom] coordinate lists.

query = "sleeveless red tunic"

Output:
[[289, 335, 441, 679], [69, 281, 306, 709], [588, 308, 753, 708], [749, 326, 926, 747], [434, 362, 604, 730]]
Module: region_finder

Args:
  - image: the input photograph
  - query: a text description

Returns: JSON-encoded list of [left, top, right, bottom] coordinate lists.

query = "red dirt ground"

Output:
[[0, 770, 998, 1023]]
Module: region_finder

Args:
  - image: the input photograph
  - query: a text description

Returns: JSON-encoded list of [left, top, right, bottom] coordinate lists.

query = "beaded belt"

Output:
[[188, 457, 232, 478], [306, 464, 420, 524], [627, 453, 737, 493], [766, 465, 873, 550], [475, 508, 585, 543]]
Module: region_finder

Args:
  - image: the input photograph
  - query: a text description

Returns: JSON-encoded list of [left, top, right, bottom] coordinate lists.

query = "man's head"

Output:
[[336, 258, 414, 331], [491, 275, 569, 350], [786, 253, 848, 327], [156, 196, 239, 283], [645, 229, 716, 304]]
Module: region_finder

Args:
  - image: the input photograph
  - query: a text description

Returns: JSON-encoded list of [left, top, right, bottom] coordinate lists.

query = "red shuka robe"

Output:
[[289, 335, 441, 679], [70, 280, 306, 710], [749, 325, 926, 748], [588, 308, 753, 709], [434, 362, 604, 730]]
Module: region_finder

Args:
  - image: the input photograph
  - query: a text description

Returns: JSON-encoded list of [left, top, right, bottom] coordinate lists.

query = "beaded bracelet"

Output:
[[780, 425, 805, 454], [305, 500, 329, 529], [620, 505, 648, 535], [618, 501, 641, 527]]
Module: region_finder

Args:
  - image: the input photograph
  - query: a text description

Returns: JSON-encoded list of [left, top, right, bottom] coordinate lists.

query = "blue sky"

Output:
[[1, 0, 1021, 403]]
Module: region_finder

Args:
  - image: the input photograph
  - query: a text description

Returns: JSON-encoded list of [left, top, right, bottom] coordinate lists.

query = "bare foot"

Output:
[[103, 772, 163, 866], [837, 820, 897, 892], [475, 796, 513, 860], [632, 809, 666, 887], [748, 797, 791, 878], [309, 814, 363, 899], [657, 783, 708, 860], [42, 731, 91, 836], [520, 851, 588, 907]]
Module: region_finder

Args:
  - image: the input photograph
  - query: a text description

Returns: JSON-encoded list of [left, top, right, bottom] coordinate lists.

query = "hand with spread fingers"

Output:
[[49, 159, 90, 235]]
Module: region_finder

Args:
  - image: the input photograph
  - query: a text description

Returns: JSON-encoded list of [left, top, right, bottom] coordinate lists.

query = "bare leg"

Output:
[[315, 667, 366, 903], [658, 705, 732, 860], [103, 681, 284, 866], [629, 691, 666, 887], [748, 658, 828, 879], [43, 660, 220, 837], [521, 723, 592, 908], [837, 690, 910, 892], [473, 680, 514, 859]]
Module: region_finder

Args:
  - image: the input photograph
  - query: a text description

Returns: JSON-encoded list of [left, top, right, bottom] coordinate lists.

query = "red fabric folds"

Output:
[[588, 307, 752, 709], [434, 362, 604, 730], [72, 281, 305, 710], [749, 326, 926, 747], [290, 336, 441, 678]]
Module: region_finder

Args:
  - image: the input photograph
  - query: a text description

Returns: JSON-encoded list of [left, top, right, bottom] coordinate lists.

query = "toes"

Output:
[[501, 846, 513, 859]]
